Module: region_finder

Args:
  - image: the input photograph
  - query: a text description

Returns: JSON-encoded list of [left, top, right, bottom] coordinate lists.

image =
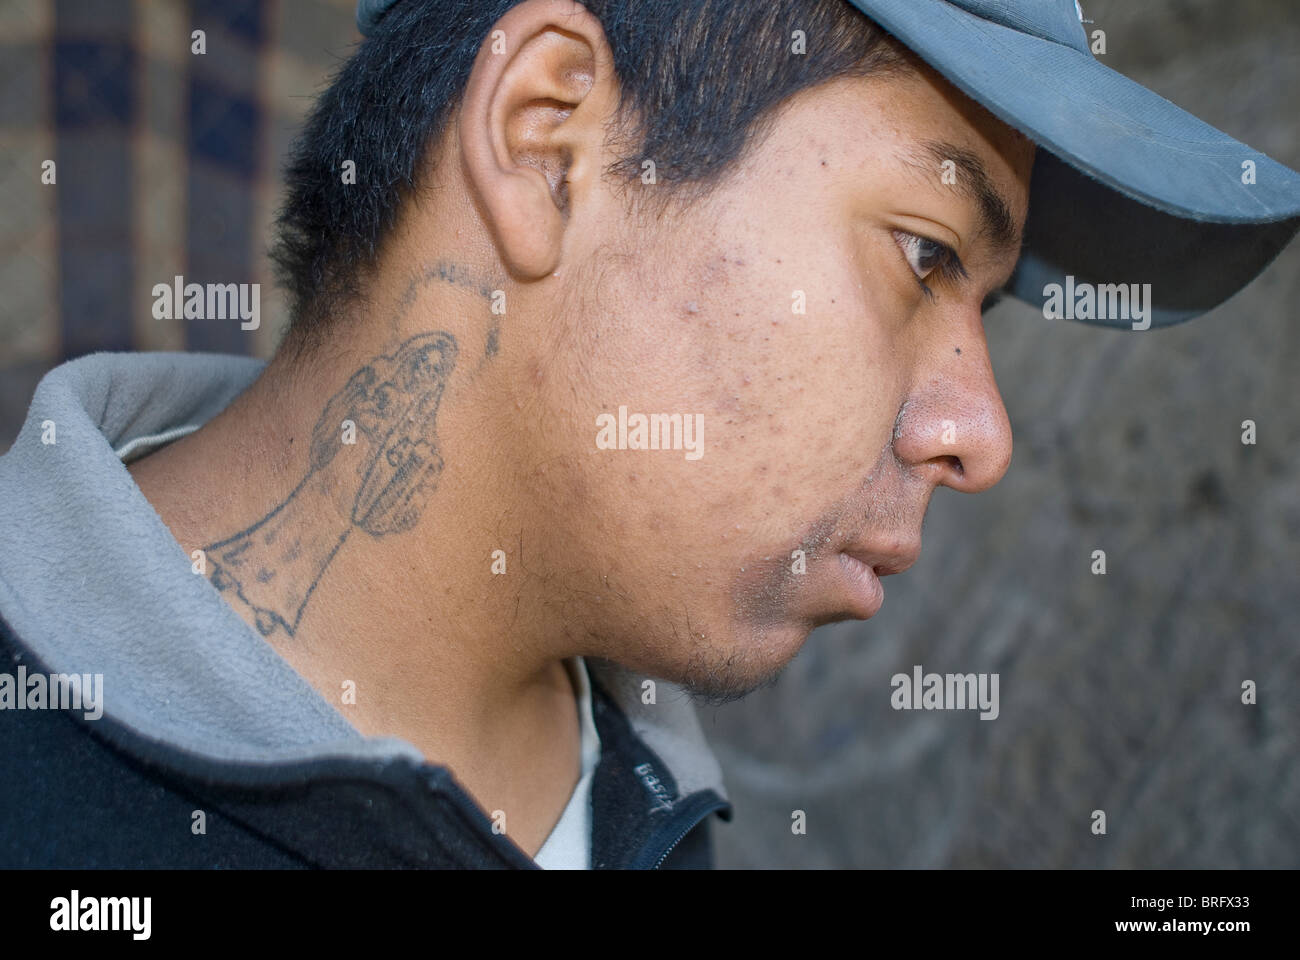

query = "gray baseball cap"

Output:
[[357, 0, 1300, 327]]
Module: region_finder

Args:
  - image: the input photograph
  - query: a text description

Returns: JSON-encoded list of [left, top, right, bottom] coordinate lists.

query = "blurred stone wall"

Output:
[[708, 0, 1300, 868]]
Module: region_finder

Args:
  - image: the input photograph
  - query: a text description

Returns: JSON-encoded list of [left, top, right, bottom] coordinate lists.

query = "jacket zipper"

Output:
[[651, 796, 729, 868], [652, 827, 691, 869]]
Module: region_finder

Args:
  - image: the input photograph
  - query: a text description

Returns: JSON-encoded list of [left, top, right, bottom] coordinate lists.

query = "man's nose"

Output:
[[890, 342, 1013, 495]]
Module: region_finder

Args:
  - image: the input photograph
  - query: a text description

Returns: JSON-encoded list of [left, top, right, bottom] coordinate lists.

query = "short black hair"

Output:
[[270, 0, 909, 353]]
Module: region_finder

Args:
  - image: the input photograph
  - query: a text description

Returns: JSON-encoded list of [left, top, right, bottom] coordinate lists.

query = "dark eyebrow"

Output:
[[909, 139, 1022, 258]]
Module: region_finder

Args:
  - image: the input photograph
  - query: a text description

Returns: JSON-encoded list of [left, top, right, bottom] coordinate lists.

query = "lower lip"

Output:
[[835, 553, 885, 619]]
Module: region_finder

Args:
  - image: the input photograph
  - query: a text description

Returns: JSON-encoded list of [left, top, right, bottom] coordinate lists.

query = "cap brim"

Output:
[[848, 0, 1300, 326]]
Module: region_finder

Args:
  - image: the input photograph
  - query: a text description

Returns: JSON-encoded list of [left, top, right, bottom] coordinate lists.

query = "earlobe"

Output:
[[457, 0, 610, 280]]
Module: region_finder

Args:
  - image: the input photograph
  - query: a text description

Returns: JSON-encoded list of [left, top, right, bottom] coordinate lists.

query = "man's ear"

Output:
[[458, 0, 616, 280]]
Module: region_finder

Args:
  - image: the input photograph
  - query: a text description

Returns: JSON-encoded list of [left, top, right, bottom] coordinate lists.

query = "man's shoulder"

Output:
[[0, 616, 525, 869], [0, 616, 306, 868]]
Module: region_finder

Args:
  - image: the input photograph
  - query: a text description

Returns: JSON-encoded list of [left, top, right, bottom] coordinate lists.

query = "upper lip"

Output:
[[843, 540, 921, 578]]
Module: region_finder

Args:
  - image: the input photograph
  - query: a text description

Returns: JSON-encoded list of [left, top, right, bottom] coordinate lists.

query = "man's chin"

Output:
[[669, 621, 811, 707]]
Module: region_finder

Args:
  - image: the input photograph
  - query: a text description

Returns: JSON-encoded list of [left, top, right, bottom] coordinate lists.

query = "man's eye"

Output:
[[892, 229, 955, 281]]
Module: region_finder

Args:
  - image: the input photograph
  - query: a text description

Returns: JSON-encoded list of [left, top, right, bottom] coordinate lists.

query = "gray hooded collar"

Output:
[[0, 351, 727, 803]]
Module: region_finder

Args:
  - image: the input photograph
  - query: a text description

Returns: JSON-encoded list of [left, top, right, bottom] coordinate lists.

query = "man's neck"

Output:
[[127, 304, 583, 858]]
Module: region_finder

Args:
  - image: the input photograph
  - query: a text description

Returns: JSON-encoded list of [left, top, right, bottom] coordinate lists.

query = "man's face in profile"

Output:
[[495, 61, 1035, 703]]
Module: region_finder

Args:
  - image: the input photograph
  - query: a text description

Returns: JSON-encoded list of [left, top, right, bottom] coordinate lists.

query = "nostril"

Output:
[[926, 454, 964, 483]]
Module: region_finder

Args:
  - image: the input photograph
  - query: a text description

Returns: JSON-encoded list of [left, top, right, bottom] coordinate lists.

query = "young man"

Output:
[[1, 0, 1296, 869]]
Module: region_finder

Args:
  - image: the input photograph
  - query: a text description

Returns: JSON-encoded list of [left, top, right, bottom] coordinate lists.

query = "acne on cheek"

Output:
[[705, 284, 857, 444], [674, 246, 861, 438]]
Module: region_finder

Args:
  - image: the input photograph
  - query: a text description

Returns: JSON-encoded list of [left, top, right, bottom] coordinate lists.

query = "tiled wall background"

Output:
[[1, 0, 1297, 867], [0, 0, 358, 448]]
